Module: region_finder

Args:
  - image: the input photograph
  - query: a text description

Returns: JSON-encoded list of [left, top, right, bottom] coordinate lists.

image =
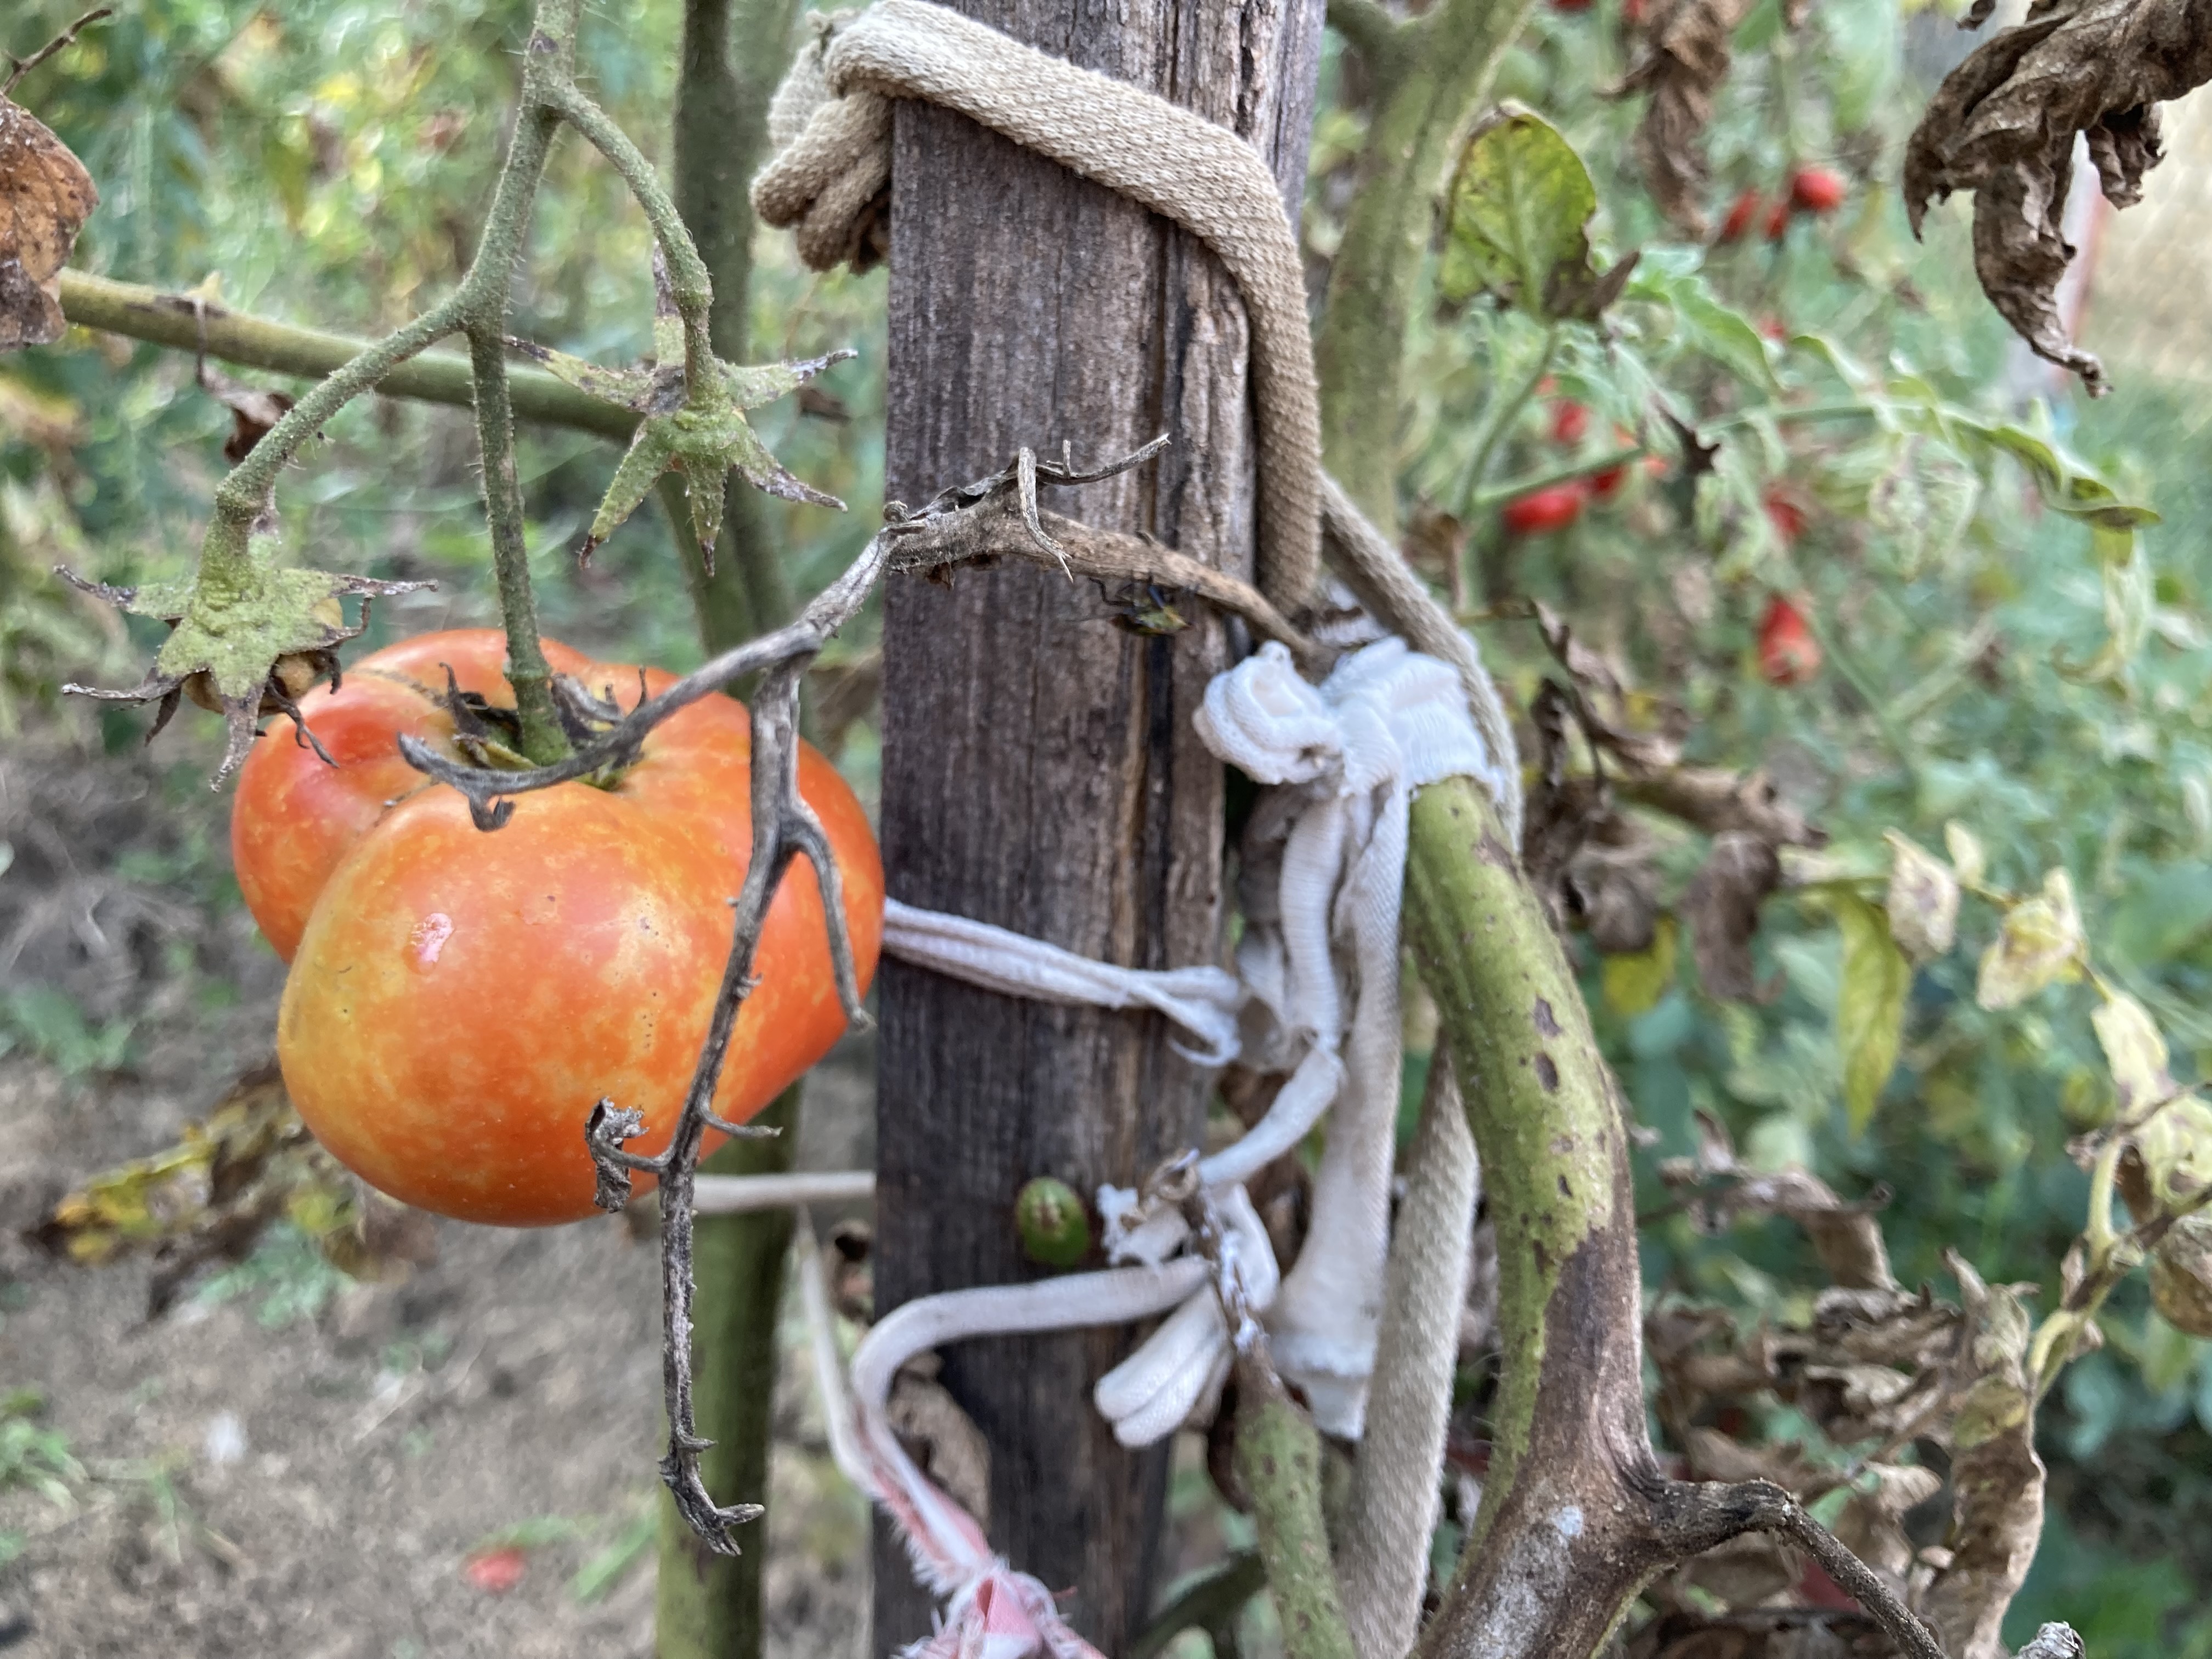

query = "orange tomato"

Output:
[[247, 630, 883, 1227]]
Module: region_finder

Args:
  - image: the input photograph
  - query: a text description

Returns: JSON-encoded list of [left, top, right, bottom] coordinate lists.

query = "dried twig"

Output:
[[2, 7, 111, 98]]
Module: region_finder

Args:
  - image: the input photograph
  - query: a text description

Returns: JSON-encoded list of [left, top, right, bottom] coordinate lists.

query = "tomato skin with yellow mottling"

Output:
[[259, 630, 882, 1227]]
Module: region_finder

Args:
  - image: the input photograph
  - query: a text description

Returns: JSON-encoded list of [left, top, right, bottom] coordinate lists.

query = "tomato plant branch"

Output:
[[2, 6, 111, 98], [1471, 442, 1641, 511], [540, 80, 719, 401], [54, 272, 640, 438]]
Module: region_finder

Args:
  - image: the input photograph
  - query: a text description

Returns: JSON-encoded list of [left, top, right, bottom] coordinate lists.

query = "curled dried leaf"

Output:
[[1918, 1251, 2045, 1659], [1974, 868, 2084, 1010], [1683, 830, 1781, 1002], [1620, 0, 1764, 233], [35, 1062, 430, 1317], [1903, 0, 2212, 391], [2148, 1212, 2212, 1338], [2090, 990, 2175, 1119], [1884, 831, 1960, 962], [0, 94, 97, 349]]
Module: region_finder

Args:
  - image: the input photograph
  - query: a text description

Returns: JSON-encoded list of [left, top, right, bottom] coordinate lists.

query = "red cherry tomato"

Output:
[[1548, 400, 1590, 445], [245, 629, 885, 1228], [1551, 0, 1594, 11], [1790, 166, 1848, 215], [1758, 595, 1822, 687], [1763, 487, 1809, 543], [1501, 483, 1589, 535], [1764, 198, 1793, 241], [1589, 464, 1628, 500], [1622, 0, 1649, 22], [1718, 189, 1761, 244]]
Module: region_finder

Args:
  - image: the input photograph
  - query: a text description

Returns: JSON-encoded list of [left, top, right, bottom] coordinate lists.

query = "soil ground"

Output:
[[0, 727, 877, 1658]]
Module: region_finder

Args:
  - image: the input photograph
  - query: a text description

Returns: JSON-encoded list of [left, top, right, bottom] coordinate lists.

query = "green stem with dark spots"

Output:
[[1235, 1357, 1357, 1659]]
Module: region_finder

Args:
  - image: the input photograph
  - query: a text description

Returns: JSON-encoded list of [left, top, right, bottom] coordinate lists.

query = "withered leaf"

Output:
[[2090, 989, 2175, 1119], [36, 1060, 433, 1317], [885, 1355, 991, 1523], [198, 358, 296, 463], [1883, 831, 1961, 962], [0, 95, 98, 349], [1974, 868, 2084, 1010], [1683, 830, 1781, 1002], [1918, 1251, 2046, 1659], [2149, 1212, 2212, 1338], [1903, 0, 2212, 392], [1620, 0, 1764, 234], [1667, 1109, 1899, 1290]]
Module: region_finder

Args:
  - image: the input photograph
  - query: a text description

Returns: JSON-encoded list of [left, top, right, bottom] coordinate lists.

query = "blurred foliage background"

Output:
[[3, 0, 2209, 1650]]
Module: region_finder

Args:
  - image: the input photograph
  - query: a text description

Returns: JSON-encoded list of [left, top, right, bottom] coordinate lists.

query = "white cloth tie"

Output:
[[1094, 637, 1493, 1441], [881, 897, 1244, 1066]]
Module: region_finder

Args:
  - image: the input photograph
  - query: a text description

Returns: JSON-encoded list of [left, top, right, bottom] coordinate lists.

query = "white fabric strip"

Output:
[[881, 897, 1243, 1066], [1099, 637, 1493, 1441]]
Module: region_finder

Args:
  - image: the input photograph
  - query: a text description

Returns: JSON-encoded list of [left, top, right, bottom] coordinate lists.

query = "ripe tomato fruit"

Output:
[[247, 629, 884, 1227], [1790, 166, 1847, 215], [1757, 595, 1821, 687], [1548, 400, 1590, 445], [1501, 483, 1588, 535], [1589, 464, 1628, 500], [1717, 189, 1761, 244], [1763, 487, 1809, 543], [1764, 198, 1793, 241]]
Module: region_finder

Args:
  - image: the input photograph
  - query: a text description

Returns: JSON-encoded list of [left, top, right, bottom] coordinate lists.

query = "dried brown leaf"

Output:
[[1621, 0, 1764, 233], [1667, 1118, 1900, 1291], [0, 95, 97, 349], [2148, 1211, 2212, 1338], [886, 1356, 992, 1523], [1918, 1251, 2045, 1659], [1684, 831, 1782, 1001], [197, 358, 296, 464], [1903, 0, 2212, 391]]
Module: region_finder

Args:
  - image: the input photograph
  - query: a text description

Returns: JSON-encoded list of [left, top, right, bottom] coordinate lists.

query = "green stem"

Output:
[[57, 270, 639, 438], [1455, 324, 1560, 517], [206, 295, 465, 527], [1234, 1358, 1357, 1659], [1471, 443, 1641, 511], [1697, 398, 1877, 437], [543, 80, 720, 400], [467, 320, 566, 760], [1130, 1554, 1268, 1659], [1313, 0, 1544, 533]]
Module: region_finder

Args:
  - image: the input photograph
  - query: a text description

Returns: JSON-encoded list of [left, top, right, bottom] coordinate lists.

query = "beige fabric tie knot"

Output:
[[751, 0, 1323, 607]]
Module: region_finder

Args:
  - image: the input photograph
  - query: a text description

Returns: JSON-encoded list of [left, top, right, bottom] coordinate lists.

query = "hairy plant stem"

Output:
[[1234, 1356, 1357, 1659], [1397, 777, 1950, 1659], [176, 0, 741, 764], [57, 270, 640, 436], [1314, 0, 1542, 532]]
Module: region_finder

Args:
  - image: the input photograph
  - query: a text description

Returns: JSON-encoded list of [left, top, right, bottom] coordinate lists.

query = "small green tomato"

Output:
[[1014, 1176, 1091, 1269]]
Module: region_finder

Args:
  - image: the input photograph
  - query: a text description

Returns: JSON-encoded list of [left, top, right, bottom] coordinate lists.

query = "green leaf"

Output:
[[1601, 915, 1679, 1017], [1439, 109, 1625, 320], [2057, 525, 2154, 686], [1833, 893, 1912, 1133]]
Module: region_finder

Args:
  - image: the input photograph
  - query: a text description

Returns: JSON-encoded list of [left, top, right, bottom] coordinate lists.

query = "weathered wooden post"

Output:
[[872, 0, 1322, 1644]]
